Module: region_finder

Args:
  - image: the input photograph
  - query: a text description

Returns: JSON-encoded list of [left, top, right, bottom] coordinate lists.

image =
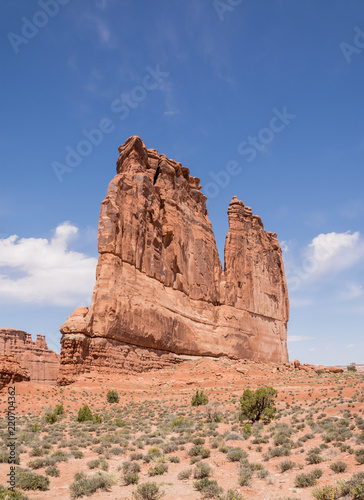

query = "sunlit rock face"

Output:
[[58, 136, 289, 385]]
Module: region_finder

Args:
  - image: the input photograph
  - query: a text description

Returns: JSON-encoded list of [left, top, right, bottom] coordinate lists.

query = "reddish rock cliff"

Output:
[[58, 136, 289, 384], [0, 355, 30, 390], [0, 329, 59, 384]]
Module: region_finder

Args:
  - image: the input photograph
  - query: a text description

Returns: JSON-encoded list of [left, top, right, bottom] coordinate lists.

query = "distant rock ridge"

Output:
[[0, 329, 59, 384], [58, 136, 289, 385]]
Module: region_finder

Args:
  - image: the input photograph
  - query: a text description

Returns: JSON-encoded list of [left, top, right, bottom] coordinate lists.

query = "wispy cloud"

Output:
[[287, 335, 314, 342], [0, 223, 97, 306]]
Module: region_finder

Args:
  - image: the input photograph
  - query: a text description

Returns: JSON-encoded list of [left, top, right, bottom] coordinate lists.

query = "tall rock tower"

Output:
[[57, 136, 289, 384]]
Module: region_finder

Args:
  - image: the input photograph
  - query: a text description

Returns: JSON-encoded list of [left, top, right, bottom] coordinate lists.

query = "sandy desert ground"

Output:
[[0, 357, 363, 500]]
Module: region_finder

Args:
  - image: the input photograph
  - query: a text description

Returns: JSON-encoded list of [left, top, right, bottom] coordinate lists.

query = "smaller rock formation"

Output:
[[0, 329, 60, 384], [0, 355, 30, 390]]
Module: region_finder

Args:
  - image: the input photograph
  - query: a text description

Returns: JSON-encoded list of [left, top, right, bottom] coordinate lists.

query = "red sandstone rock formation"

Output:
[[0, 329, 59, 384], [58, 136, 289, 384], [0, 355, 30, 390]]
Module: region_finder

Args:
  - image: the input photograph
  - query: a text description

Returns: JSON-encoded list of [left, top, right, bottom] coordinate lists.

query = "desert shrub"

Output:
[[77, 404, 93, 423], [311, 485, 340, 500], [238, 468, 252, 486], [227, 448, 247, 462], [130, 452, 144, 461], [306, 452, 324, 464], [278, 459, 295, 472], [162, 442, 178, 454], [45, 466, 60, 477], [205, 405, 223, 423], [124, 471, 139, 485], [355, 448, 364, 464], [239, 387, 277, 423], [72, 450, 84, 459], [178, 469, 192, 480], [347, 365, 357, 372], [15, 468, 49, 491], [123, 462, 140, 473], [27, 457, 56, 469], [107, 390, 119, 403], [294, 471, 319, 488], [194, 478, 223, 497], [69, 471, 115, 498], [265, 446, 291, 460], [87, 459, 100, 469], [132, 482, 163, 500], [0, 485, 30, 499], [224, 491, 245, 500], [55, 404, 65, 415], [148, 463, 168, 476], [330, 461, 347, 473], [169, 456, 180, 463], [343, 472, 364, 499], [191, 390, 209, 407], [44, 411, 57, 424], [193, 462, 212, 479], [189, 445, 210, 458]]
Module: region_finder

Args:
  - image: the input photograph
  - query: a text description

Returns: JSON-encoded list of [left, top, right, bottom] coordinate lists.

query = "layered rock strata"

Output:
[[58, 136, 289, 384], [0, 329, 59, 384]]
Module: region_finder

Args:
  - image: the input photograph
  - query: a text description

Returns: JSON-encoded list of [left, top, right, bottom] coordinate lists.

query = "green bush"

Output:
[[239, 387, 277, 423], [132, 482, 163, 500], [311, 485, 340, 500], [191, 390, 209, 407], [347, 365, 357, 372], [123, 471, 139, 485], [193, 462, 212, 479], [355, 448, 364, 464], [0, 485, 30, 499], [294, 471, 319, 488], [224, 490, 245, 500], [45, 466, 60, 477], [148, 463, 168, 476], [194, 478, 223, 497], [278, 459, 295, 472], [227, 448, 247, 462], [107, 390, 119, 403], [15, 468, 50, 491], [238, 469, 252, 486], [69, 471, 115, 498], [44, 411, 57, 424], [77, 404, 93, 422], [330, 461, 347, 473]]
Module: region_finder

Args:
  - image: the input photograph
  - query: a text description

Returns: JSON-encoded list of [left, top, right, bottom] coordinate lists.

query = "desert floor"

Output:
[[0, 357, 363, 500]]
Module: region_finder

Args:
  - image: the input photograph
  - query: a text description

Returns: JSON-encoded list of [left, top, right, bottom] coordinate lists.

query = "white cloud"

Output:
[[347, 344, 355, 349], [0, 223, 97, 306], [337, 283, 363, 301], [287, 335, 314, 342]]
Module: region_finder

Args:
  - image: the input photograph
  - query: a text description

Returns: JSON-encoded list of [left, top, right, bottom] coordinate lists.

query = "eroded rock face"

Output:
[[58, 136, 289, 384], [0, 329, 59, 384], [0, 355, 30, 390]]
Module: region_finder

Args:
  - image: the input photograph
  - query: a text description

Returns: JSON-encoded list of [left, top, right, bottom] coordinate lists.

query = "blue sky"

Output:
[[1, 0, 363, 365]]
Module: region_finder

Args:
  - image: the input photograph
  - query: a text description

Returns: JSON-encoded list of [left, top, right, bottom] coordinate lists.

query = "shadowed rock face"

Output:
[[0, 329, 59, 384], [0, 355, 30, 389], [58, 136, 289, 384]]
